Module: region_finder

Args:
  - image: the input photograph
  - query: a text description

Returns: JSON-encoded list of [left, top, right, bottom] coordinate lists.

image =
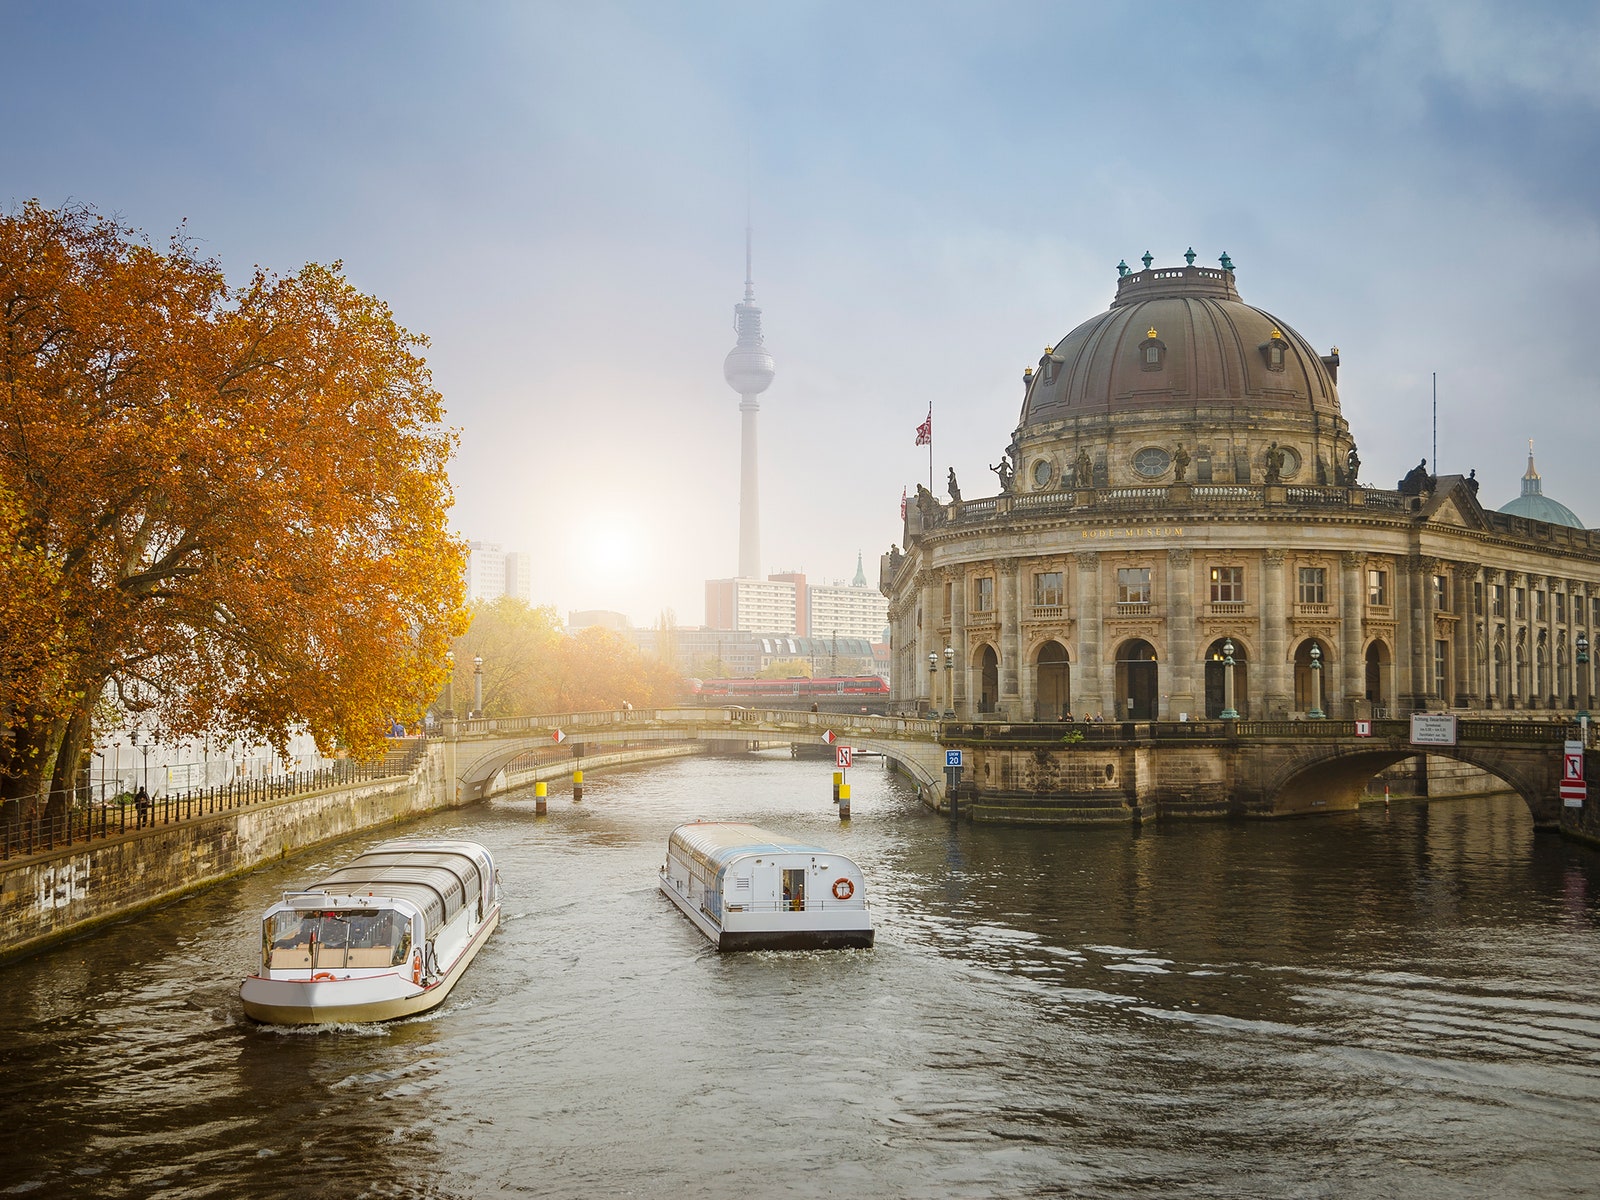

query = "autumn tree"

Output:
[[0, 202, 466, 822], [447, 603, 683, 716]]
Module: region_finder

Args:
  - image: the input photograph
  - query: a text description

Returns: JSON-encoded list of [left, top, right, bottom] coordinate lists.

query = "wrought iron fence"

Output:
[[1, 738, 428, 861]]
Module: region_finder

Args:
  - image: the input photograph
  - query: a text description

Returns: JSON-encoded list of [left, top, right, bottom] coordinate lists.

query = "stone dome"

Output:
[[1498, 448, 1583, 529], [1019, 260, 1342, 427]]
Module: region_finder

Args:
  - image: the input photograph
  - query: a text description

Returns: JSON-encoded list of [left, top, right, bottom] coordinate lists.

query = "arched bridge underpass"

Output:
[[440, 710, 1597, 830]]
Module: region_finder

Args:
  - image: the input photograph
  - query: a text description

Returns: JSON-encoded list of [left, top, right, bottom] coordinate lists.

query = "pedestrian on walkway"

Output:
[[134, 786, 151, 828]]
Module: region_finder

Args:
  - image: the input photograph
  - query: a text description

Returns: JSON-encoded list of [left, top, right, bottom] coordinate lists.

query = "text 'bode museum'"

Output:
[[883, 252, 1599, 723]]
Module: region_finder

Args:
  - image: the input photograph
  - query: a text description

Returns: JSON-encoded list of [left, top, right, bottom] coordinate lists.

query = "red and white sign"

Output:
[[822, 729, 836, 744], [836, 746, 853, 770], [1354, 720, 1372, 737], [552, 728, 567, 744], [1561, 739, 1586, 807]]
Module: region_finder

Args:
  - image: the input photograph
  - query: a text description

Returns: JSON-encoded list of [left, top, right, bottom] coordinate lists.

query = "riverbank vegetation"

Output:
[[0, 202, 467, 826]]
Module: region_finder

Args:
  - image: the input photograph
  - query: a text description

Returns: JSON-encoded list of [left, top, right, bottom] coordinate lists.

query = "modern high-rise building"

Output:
[[722, 228, 775, 580], [705, 556, 888, 642], [465, 541, 532, 603]]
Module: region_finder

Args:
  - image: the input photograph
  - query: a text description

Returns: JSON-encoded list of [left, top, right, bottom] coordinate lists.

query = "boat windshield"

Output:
[[262, 908, 413, 971]]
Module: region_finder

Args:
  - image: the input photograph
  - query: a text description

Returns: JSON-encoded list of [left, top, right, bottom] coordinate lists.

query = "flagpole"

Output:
[[927, 402, 934, 496]]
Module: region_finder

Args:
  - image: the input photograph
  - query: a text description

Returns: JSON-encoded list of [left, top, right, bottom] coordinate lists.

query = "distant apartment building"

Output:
[[465, 540, 533, 603], [503, 552, 535, 602], [704, 555, 887, 642]]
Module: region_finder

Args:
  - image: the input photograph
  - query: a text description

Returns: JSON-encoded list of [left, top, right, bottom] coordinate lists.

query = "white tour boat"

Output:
[[659, 821, 874, 951], [240, 837, 500, 1024]]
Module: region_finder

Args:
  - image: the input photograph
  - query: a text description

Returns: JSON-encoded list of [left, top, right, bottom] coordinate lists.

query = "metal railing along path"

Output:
[[0, 739, 429, 862]]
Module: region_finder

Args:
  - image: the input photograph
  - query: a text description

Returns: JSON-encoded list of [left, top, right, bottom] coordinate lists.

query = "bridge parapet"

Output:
[[453, 707, 941, 743]]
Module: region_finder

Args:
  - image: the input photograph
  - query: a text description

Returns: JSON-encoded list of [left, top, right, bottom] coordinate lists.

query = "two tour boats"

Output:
[[240, 838, 500, 1025], [659, 821, 874, 950]]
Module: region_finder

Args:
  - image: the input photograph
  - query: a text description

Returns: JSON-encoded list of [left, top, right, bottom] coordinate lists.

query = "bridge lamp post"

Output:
[[944, 646, 955, 718], [928, 651, 938, 717], [472, 654, 484, 718], [1577, 632, 1589, 729], [443, 651, 455, 719], [1308, 643, 1326, 719], [1221, 639, 1239, 720]]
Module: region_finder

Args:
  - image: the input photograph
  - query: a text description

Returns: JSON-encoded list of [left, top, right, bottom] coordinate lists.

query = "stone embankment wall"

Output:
[[0, 750, 455, 962]]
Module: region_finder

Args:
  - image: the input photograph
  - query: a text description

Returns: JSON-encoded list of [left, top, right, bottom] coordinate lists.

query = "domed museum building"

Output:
[[883, 253, 1600, 723]]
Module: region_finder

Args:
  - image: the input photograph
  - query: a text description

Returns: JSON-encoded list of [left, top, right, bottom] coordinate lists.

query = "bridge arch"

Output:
[[1265, 742, 1562, 825]]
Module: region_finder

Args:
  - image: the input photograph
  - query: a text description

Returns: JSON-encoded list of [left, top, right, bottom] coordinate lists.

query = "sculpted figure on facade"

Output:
[[1074, 447, 1093, 489], [947, 467, 962, 505], [1173, 443, 1190, 482], [990, 456, 1014, 493], [1345, 444, 1361, 486], [915, 484, 943, 527], [1263, 442, 1286, 485]]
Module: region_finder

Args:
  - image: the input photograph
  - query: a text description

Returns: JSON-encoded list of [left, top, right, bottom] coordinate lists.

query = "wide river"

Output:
[[3, 752, 1600, 1198]]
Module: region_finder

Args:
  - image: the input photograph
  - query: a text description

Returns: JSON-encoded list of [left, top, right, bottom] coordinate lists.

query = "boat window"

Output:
[[264, 908, 413, 970]]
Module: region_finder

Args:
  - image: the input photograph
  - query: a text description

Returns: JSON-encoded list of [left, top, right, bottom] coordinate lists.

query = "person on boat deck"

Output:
[[134, 786, 150, 828]]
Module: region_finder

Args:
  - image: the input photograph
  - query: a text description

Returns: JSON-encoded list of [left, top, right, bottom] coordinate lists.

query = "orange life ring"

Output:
[[310, 971, 337, 982], [411, 950, 423, 986], [831, 877, 854, 901]]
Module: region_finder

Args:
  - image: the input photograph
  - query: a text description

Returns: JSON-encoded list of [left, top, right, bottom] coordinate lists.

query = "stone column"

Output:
[[916, 569, 939, 708], [1402, 555, 1432, 709], [1261, 549, 1289, 717], [1075, 551, 1104, 716], [948, 566, 968, 717], [999, 557, 1022, 719], [1166, 547, 1196, 718], [1453, 564, 1478, 708], [1340, 551, 1364, 718]]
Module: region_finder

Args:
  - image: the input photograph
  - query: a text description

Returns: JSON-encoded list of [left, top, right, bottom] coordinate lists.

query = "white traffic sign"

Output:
[[552, 728, 567, 744], [1562, 739, 1586, 807], [823, 729, 836, 744], [836, 746, 853, 770], [1354, 720, 1372, 737], [946, 749, 964, 767]]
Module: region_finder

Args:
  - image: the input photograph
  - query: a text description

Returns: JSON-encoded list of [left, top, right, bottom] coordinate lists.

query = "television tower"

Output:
[[722, 228, 775, 579]]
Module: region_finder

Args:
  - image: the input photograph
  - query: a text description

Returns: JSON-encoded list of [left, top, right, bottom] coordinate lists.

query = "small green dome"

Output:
[[1497, 445, 1583, 529]]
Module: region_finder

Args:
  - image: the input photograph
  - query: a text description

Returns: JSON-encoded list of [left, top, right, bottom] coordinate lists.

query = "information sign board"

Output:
[[836, 746, 853, 770], [946, 750, 964, 767], [1562, 739, 1586, 807], [1354, 720, 1372, 737], [1409, 713, 1457, 746]]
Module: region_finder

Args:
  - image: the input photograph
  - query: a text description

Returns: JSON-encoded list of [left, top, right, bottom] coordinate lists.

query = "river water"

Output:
[[3, 752, 1600, 1198]]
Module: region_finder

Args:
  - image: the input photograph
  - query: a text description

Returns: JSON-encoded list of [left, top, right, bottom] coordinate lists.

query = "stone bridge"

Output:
[[438, 708, 1597, 835], [440, 707, 947, 802]]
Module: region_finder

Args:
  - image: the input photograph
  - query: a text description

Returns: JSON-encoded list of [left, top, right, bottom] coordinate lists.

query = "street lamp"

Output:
[[1221, 639, 1239, 720], [944, 646, 955, 717], [1577, 631, 1589, 726], [928, 651, 938, 717], [472, 654, 484, 718], [1308, 643, 1325, 719], [443, 650, 455, 720]]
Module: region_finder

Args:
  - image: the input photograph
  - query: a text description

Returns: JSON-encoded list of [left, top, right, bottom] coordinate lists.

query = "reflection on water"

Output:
[[2, 752, 1599, 1198]]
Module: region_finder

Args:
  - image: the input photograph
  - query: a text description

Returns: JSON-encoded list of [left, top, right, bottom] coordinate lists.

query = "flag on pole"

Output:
[[900, 486, 907, 519], [914, 405, 932, 446]]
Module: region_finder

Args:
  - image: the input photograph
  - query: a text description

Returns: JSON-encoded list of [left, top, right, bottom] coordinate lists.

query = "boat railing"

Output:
[[725, 898, 866, 913]]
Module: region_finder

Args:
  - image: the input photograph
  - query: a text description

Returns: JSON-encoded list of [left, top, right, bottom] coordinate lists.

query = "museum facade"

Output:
[[883, 256, 1600, 722]]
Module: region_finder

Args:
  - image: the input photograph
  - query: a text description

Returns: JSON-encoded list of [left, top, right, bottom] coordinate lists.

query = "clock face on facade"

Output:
[[1132, 447, 1171, 478], [1033, 459, 1053, 488]]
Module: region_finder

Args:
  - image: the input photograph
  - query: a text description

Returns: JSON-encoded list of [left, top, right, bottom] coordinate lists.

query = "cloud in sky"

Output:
[[5, 1, 1598, 626]]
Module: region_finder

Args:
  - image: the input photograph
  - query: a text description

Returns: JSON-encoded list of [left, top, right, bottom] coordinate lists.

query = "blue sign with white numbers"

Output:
[[946, 750, 963, 767]]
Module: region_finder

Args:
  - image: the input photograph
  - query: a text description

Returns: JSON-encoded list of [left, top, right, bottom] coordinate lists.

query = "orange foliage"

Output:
[[0, 202, 466, 810]]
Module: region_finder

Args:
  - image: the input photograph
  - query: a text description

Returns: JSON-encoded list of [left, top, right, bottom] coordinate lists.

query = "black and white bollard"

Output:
[[838, 782, 851, 820], [572, 769, 583, 802], [535, 780, 547, 815]]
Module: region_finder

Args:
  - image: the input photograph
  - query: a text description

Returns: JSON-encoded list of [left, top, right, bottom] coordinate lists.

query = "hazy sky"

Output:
[[6, 1, 1599, 626]]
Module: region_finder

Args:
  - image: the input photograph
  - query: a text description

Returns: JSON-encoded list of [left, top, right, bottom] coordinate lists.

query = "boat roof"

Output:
[[293, 838, 493, 931], [668, 821, 838, 861]]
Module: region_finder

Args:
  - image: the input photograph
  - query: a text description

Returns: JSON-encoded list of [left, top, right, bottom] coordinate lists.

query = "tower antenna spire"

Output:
[[723, 222, 776, 579]]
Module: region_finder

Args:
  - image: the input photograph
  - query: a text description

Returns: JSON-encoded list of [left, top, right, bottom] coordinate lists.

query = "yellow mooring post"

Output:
[[838, 782, 851, 820], [832, 770, 842, 803], [535, 780, 547, 815], [573, 768, 584, 802]]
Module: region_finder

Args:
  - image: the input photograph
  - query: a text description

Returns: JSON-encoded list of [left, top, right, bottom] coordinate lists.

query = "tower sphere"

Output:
[[724, 341, 774, 396]]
